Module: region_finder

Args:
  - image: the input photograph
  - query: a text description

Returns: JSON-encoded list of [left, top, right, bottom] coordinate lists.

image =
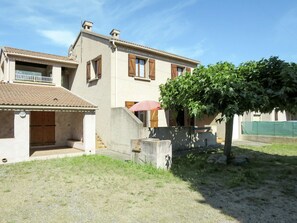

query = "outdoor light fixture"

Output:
[[19, 111, 26, 118]]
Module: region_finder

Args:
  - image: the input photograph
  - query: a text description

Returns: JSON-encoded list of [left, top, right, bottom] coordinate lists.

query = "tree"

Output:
[[160, 62, 255, 160], [160, 58, 296, 161], [241, 57, 297, 114]]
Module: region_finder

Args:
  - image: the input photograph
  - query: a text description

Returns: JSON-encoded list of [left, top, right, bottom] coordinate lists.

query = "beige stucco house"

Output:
[[67, 21, 200, 154], [0, 47, 97, 164]]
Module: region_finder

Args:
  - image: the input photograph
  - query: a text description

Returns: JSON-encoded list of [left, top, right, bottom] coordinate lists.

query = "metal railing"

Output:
[[15, 70, 52, 83]]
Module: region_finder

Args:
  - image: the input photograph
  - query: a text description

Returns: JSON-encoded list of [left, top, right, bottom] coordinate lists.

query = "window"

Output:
[[136, 58, 145, 78], [177, 67, 184, 76], [86, 55, 102, 82], [171, 64, 191, 79], [128, 54, 155, 80], [0, 111, 14, 138]]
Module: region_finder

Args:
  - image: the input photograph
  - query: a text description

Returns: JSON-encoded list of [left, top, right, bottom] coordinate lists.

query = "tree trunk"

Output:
[[224, 116, 234, 161]]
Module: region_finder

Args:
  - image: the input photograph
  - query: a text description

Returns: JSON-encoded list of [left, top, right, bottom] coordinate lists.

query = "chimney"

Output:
[[82, 21, 93, 31], [110, 29, 120, 39]]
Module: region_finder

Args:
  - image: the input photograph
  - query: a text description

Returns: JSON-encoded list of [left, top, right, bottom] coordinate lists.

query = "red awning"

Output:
[[129, 100, 161, 112]]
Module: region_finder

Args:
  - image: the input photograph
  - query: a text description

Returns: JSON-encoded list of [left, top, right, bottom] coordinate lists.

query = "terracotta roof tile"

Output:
[[3, 47, 77, 64], [0, 82, 96, 110]]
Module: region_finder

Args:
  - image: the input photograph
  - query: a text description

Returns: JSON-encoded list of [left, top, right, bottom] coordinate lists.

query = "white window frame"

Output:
[[135, 57, 147, 78], [177, 67, 184, 76]]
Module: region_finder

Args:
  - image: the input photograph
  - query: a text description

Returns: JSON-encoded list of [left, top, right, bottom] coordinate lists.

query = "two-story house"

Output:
[[68, 21, 199, 154], [0, 47, 96, 163]]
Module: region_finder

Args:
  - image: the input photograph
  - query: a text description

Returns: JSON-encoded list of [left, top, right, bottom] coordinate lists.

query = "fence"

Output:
[[15, 71, 53, 83], [241, 121, 297, 137]]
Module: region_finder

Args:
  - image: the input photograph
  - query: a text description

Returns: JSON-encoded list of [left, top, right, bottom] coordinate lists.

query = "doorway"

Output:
[[30, 111, 55, 146]]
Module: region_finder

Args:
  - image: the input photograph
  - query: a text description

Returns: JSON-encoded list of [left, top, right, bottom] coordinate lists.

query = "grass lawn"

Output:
[[0, 144, 296, 223]]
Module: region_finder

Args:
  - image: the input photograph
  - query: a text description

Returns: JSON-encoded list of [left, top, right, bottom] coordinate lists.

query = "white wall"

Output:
[[55, 112, 83, 146], [0, 111, 30, 164], [110, 107, 145, 155], [70, 33, 112, 148], [70, 32, 197, 149]]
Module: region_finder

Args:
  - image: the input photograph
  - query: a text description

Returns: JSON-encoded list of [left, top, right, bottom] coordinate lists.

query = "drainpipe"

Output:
[[110, 39, 117, 107]]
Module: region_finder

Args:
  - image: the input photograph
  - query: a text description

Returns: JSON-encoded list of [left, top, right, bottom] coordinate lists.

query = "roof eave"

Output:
[[5, 52, 78, 67], [0, 105, 97, 112], [78, 30, 199, 66], [114, 40, 199, 65]]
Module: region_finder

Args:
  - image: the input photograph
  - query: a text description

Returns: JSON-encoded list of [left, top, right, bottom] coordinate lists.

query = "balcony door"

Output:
[[30, 111, 55, 146]]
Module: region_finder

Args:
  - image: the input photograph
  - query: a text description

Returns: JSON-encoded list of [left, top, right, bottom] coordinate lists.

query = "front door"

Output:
[[30, 111, 55, 146]]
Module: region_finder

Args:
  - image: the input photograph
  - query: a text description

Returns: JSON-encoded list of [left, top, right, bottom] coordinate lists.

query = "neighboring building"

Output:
[[68, 21, 200, 153], [0, 47, 97, 164]]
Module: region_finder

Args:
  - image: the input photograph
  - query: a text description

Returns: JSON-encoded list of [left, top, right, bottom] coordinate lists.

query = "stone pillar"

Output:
[[83, 112, 96, 154], [131, 138, 172, 170], [9, 59, 15, 82], [52, 65, 61, 86]]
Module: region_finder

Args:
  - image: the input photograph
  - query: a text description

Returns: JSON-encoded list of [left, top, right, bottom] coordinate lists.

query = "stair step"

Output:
[[96, 134, 106, 149]]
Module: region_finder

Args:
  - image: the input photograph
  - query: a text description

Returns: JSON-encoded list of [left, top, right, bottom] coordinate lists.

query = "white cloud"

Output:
[[38, 30, 76, 47]]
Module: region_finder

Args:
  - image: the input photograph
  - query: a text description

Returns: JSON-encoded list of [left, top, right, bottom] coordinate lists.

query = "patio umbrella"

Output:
[[129, 100, 161, 112]]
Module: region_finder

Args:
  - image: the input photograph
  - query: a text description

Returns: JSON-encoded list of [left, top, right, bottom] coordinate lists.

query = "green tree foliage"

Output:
[[160, 57, 297, 160], [241, 57, 297, 114]]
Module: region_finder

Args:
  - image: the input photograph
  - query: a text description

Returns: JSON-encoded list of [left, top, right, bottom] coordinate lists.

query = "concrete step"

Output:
[[96, 135, 106, 149]]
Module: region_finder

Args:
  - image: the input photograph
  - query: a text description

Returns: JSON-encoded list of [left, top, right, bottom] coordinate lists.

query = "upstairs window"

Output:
[[171, 64, 191, 79], [177, 67, 184, 76], [128, 54, 155, 80], [136, 58, 145, 78], [86, 55, 102, 82]]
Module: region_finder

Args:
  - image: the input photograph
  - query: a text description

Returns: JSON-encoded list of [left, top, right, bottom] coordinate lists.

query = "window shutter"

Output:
[[186, 67, 191, 73], [125, 101, 135, 109], [128, 54, 136, 77], [171, 64, 177, 79], [97, 56, 102, 79], [86, 61, 91, 82], [149, 59, 155, 80]]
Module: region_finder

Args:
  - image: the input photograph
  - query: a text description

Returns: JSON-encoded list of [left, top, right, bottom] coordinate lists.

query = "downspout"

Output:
[[110, 39, 117, 107]]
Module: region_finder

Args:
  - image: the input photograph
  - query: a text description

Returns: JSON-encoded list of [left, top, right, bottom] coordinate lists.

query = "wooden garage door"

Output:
[[30, 112, 55, 146]]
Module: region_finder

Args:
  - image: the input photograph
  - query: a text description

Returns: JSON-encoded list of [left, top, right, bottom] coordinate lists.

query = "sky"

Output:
[[0, 0, 297, 65]]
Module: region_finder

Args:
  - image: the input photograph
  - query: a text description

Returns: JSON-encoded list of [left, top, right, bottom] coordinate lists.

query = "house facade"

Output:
[[0, 47, 96, 164], [68, 21, 200, 153]]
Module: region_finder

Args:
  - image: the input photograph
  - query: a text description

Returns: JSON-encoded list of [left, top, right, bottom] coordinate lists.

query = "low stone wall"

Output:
[[241, 135, 297, 144], [131, 138, 172, 170], [110, 107, 147, 155], [148, 127, 217, 151]]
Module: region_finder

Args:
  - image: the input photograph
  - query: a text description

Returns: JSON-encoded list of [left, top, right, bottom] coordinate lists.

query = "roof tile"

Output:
[[0, 82, 96, 110], [3, 47, 77, 64]]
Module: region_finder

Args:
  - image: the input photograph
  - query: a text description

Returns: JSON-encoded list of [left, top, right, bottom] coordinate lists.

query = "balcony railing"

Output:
[[15, 70, 53, 83]]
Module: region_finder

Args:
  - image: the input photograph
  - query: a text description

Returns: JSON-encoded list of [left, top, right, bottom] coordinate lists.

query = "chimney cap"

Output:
[[110, 29, 120, 39], [82, 20, 93, 31]]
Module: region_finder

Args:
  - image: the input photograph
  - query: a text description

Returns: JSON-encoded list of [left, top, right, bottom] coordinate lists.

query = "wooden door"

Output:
[[30, 112, 55, 146], [150, 110, 158, 128]]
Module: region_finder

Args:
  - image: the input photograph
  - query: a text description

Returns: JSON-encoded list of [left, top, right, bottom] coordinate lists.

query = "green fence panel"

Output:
[[241, 121, 297, 137]]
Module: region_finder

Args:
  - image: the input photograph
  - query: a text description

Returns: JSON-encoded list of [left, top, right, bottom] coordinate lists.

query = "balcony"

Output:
[[15, 70, 53, 83]]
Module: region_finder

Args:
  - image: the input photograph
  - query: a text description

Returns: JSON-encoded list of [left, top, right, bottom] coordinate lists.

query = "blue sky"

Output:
[[1, 0, 297, 65]]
